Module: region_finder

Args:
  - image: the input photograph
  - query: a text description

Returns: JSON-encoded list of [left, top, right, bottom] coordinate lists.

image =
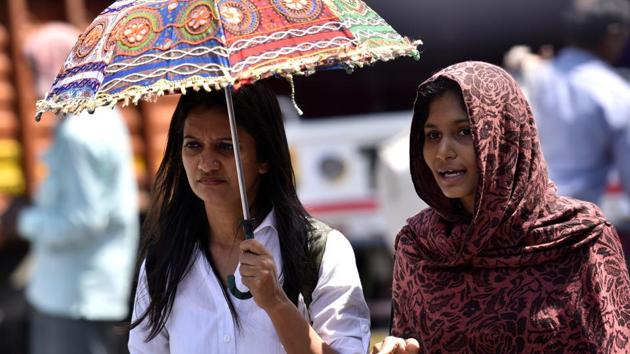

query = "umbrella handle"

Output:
[[228, 218, 255, 299], [228, 275, 253, 299]]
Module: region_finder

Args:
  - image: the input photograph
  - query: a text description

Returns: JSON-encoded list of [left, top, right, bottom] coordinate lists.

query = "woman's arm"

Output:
[[239, 239, 335, 354], [266, 295, 337, 354], [239, 230, 370, 354]]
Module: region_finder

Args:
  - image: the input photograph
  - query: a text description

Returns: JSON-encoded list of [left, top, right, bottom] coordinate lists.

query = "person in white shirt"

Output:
[[0, 22, 140, 354], [128, 82, 371, 354]]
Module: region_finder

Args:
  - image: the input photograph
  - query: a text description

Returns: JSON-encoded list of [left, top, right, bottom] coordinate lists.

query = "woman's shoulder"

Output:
[[408, 208, 436, 225], [554, 194, 609, 222], [324, 228, 353, 254], [307, 218, 351, 253], [395, 209, 435, 248], [392, 208, 443, 266], [307, 217, 333, 235]]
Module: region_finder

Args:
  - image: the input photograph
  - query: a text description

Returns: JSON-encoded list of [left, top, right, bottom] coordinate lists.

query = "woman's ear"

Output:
[[258, 162, 270, 174]]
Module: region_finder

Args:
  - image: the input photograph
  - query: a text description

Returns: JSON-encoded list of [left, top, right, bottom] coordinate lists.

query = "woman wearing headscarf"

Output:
[[372, 61, 630, 353]]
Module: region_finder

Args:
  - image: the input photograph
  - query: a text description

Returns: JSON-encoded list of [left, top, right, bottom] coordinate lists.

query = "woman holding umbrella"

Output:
[[371, 61, 630, 353], [129, 82, 371, 354]]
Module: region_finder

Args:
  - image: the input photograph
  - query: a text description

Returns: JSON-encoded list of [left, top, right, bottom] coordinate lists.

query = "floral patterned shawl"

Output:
[[392, 61, 630, 353]]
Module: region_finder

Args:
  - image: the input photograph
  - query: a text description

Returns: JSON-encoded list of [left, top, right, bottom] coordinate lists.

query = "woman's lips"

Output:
[[437, 169, 467, 184], [198, 177, 226, 185]]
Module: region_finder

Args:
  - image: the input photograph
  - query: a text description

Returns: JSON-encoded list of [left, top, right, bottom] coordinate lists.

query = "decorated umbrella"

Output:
[[35, 0, 421, 299]]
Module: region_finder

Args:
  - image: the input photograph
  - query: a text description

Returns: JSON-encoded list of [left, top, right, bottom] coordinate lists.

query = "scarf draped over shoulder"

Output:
[[392, 61, 630, 353]]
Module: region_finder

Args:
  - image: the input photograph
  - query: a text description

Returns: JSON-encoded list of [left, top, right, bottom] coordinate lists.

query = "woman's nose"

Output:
[[198, 152, 220, 172], [436, 138, 456, 160]]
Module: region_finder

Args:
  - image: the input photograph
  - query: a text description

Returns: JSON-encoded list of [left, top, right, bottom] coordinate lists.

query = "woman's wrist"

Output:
[[264, 291, 294, 318]]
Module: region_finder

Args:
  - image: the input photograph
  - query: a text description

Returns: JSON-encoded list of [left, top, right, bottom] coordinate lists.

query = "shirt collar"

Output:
[[253, 208, 277, 235]]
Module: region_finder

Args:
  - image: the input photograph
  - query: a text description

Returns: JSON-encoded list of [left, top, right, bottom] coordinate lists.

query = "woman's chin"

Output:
[[194, 190, 232, 204], [439, 188, 468, 200]]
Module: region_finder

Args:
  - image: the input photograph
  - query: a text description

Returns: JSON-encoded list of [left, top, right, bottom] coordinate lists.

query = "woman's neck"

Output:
[[204, 202, 269, 247], [205, 204, 244, 248], [461, 195, 474, 214]]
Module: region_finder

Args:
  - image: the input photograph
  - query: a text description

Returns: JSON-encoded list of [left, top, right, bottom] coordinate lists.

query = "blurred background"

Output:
[[0, 0, 629, 353]]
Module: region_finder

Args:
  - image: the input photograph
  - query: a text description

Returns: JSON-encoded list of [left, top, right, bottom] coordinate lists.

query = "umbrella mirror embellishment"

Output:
[[35, 0, 422, 299]]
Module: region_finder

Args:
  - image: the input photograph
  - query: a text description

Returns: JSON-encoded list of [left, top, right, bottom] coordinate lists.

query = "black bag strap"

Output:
[[302, 218, 330, 310]]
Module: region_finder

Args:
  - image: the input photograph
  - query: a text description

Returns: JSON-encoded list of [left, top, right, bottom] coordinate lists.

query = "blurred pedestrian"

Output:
[[1, 22, 140, 354], [513, 0, 630, 265], [522, 0, 630, 209], [372, 61, 630, 353], [128, 83, 371, 353]]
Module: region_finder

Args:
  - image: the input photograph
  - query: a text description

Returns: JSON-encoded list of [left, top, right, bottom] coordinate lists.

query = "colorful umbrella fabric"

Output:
[[35, 0, 421, 119]]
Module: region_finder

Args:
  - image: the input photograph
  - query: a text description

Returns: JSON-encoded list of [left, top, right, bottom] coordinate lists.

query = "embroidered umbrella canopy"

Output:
[[35, 0, 421, 298]]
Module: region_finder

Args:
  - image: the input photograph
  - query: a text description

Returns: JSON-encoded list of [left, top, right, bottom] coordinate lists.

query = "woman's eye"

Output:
[[426, 131, 440, 140], [184, 141, 200, 150], [218, 142, 234, 151], [458, 127, 472, 136]]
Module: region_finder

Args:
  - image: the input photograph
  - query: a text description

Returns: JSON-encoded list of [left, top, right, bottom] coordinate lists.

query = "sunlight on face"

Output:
[[422, 90, 478, 213], [181, 108, 269, 210]]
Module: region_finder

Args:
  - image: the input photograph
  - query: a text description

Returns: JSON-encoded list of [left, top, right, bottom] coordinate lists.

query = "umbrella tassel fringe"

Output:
[[287, 75, 303, 116]]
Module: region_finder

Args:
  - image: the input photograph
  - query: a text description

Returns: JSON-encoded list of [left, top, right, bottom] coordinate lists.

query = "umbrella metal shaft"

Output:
[[225, 86, 254, 300], [224, 87, 251, 222]]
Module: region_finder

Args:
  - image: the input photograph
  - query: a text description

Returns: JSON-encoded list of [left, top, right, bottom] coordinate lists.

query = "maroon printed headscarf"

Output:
[[392, 61, 630, 353]]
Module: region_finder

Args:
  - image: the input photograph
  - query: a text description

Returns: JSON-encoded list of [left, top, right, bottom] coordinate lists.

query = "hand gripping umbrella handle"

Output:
[[228, 219, 254, 299]]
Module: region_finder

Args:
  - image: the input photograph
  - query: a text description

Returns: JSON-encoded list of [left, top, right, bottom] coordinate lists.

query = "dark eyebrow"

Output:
[[183, 135, 214, 140], [424, 118, 469, 129], [183, 135, 232, 141]]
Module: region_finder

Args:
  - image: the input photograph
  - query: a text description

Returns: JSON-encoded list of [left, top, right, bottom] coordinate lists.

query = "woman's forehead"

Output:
[[424, 91, 469, 126], [183, 111, 231, 137]]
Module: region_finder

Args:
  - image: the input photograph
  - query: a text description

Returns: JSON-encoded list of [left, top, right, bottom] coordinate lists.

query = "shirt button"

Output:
[[223, 335, 231, 343], [361, 324, 369, 333]]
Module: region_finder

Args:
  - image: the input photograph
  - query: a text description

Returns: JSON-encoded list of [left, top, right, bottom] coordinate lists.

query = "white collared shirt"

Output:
[[129, 211, 371, 354]]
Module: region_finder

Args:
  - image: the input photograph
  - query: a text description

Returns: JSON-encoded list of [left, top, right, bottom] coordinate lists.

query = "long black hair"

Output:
[[130, 82, 315, 340]]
